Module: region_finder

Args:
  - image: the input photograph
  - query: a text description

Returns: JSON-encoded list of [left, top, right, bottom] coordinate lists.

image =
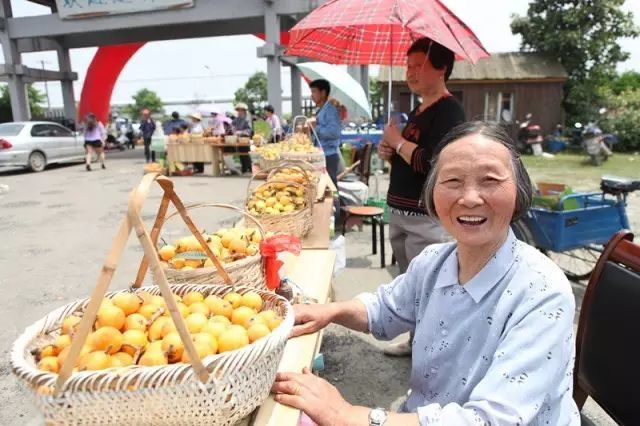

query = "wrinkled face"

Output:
[[310, 87, 327, 105], [406, 51, 444, 94], [433, 135, 517, 250]]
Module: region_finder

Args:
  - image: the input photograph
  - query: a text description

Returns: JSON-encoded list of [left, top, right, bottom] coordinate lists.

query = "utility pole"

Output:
[[39, 60, 52, 115]]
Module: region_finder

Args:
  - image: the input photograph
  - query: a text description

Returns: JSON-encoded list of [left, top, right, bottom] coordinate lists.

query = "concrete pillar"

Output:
[[360, 65, 369, 100], [264, 2, 282, 114], [290, 65, 302, 117], [56, 44, 77, 120], [0, 0, 30, 121], [347, 65, 360, 84]]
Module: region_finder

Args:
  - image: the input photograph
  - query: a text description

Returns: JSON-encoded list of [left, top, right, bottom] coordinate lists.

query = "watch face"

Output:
[[371, 409, 386, 422]]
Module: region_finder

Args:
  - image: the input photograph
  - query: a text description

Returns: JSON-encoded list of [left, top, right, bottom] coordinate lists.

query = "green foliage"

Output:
[[599, 87, 640, 152], [234, 72, 268, 113], [511, 0, 638, 123], [369, 77, 383, 118], [252, 119, 271, 139], [122, 88, 164, 118], [609, 71, 640, 95], [0, 84, 46, 120]]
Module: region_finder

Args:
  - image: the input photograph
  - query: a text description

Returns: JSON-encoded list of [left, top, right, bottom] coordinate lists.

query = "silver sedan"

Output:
[[0, 121, 85, 172]]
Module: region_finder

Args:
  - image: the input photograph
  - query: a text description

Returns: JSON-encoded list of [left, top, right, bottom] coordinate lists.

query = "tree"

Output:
[[609, 71, 640, 95], [599, 87, 640, 152], [0, 84, 46, 121], [122, 88, 164, 118], [234, 71, 267, 113], [511, 0, 638, 123], [369, 77, 383, 118]]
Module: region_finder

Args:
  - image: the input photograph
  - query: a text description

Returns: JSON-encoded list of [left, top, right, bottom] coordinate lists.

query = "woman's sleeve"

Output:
[[99, 123, 107, 140], [414, 287, 577, 425], [358, 255, 424, 341], [409, 102, 466, 176]]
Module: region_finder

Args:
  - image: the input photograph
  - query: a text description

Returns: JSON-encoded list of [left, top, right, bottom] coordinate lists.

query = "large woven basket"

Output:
[[11, 284, 293, 426], [258, 156, 283, 170], [10, 173, 294, 425], [148, 203, 267, 290], [246, 177, 313, 238], [281, 150, 326, 171]]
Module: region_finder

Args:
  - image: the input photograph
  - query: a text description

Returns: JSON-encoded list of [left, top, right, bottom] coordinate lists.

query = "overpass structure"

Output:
[[0, 0, 324, 121]]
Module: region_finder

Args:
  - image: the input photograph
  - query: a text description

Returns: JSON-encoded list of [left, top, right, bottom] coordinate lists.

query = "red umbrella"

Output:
[[286, 0, 488, 65], [285, 0, 489, 120]]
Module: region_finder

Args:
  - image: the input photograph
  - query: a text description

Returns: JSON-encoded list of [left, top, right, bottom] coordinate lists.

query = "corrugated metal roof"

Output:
[[379, 52, 568, 82]]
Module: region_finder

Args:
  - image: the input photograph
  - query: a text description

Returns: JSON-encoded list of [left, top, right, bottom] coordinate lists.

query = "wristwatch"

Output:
[[368, 407, 388, 426]]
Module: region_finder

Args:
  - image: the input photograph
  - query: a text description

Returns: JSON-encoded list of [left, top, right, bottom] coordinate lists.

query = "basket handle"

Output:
[[132, 203, 265, 289], [56, 174, 210, 394], [266, 165, 312, 187]]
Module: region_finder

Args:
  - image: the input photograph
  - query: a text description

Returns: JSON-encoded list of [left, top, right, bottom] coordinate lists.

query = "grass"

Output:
[[521, 153, 640, 191]]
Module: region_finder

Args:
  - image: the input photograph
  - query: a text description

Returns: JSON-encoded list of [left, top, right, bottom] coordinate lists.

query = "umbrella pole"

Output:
[[387, 27, 393, 124]]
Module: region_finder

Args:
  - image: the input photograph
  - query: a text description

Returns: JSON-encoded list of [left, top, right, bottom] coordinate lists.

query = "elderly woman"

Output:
[[272, 121, 579, 425]]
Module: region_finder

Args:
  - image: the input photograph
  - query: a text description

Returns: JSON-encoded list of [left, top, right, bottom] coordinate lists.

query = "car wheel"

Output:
[[28, 151, 47, 172]]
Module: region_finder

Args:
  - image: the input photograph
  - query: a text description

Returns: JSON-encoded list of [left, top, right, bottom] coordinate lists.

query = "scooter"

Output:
[[516, 113, 544, 155]]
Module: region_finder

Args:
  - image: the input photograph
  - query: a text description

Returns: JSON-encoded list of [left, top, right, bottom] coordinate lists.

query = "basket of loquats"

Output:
[[11, 174, 294, 425], [265, 161, 319, 201], [245, 174, 314, 238], [149, 203, 268, 290]]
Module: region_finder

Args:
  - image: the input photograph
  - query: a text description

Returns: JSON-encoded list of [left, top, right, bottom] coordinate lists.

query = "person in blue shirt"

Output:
[[309, 79, 342, 187]]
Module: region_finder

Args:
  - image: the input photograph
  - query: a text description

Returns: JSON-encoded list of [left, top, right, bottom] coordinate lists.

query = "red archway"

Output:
[[77, 33, 293, 124]]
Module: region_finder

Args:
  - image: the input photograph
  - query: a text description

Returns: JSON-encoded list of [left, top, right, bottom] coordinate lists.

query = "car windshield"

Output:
[[0, 123, 25, 136]]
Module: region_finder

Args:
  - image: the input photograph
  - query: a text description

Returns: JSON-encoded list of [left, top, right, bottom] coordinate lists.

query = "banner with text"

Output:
[[56, 0, 194, 19]]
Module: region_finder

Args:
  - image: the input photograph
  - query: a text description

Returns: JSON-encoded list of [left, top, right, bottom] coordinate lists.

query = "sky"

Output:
[[3, 0, 640, 115]]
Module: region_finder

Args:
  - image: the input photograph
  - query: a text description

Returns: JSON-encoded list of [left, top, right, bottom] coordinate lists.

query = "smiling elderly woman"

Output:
[[271, 121, 580, 426]]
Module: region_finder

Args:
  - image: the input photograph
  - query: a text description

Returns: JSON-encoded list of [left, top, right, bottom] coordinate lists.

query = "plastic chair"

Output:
[[574, 230, 640, 424]]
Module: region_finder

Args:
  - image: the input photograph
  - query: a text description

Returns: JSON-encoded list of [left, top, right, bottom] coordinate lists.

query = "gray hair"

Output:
[[423, 121, 533, 222]]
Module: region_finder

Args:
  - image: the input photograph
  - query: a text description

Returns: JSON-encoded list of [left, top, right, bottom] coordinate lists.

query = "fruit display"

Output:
[[158, 227, 265, 270], [268, 167, 317, 186], [246, 182, 308, 216], [255, 133, 321, 161], [31, 290, 283, 374]]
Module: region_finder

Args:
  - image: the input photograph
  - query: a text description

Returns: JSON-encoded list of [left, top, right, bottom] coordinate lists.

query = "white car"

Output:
[[0, 121, 85, 172]]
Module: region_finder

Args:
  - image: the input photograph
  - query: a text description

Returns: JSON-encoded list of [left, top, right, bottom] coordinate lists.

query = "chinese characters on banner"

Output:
[[56, 0, 194, 19]]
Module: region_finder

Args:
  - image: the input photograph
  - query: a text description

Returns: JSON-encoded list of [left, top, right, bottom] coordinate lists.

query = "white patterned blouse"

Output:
[[360, 229, 580, 425]]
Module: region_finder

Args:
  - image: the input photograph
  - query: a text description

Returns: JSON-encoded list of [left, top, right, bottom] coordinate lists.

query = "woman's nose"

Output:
[[458, 185, 484, 207]]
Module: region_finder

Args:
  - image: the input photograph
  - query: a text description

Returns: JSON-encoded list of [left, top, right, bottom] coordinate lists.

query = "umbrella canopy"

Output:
[[286, 0, 489, 65], [297, 62, 372, 120]]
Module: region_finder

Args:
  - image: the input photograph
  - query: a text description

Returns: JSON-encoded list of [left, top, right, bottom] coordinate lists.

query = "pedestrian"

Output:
[[81, 112, 107, 171], [231, 102, 253, 174], [207, 110, 226, 136], [188, 112, 205, 173], [264, 105, 283, 143], [139, 109, 156, 163], [162, 111, 187, 135], [309, 79, 342, 224], [377, 37, 466, 356]]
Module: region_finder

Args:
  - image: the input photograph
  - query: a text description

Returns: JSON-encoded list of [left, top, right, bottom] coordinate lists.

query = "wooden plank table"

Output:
[[301, 196, 334, 250], [239, 249, 336, 426]]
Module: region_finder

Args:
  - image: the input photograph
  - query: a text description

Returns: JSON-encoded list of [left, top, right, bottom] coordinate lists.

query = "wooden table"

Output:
[[239, 249, 336, 426], [166, 142, 253, 177], [301, 196, 334, 250]]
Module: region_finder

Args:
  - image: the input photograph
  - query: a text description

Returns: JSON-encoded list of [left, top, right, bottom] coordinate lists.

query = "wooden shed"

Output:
[[379, 52, 568, 136]]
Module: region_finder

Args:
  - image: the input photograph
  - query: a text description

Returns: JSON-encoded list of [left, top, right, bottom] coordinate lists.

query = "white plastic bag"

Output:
[[330, 235, 346, 276]]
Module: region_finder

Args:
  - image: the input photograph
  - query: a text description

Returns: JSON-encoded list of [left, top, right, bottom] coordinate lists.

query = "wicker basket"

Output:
[[10, 173, 294, 425], [157, 204, 267, 289], [246, 178, 313, 238], [281, 150, 326, 172], [11, 284, 293, 426], [258, 156, 283, 170]]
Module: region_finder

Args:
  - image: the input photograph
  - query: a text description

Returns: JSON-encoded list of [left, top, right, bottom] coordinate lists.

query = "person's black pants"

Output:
[[239, 146, 252, 173], [143, 137, 155, 163], [325, 153, 341, 226]]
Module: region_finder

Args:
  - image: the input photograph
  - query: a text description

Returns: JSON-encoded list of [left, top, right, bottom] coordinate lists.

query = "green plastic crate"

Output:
[[365, 197, 389, 223]]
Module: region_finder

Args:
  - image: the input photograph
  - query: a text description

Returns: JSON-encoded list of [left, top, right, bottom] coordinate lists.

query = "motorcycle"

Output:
[[574, 122, 615, 166], [516, 113, 544, 155]]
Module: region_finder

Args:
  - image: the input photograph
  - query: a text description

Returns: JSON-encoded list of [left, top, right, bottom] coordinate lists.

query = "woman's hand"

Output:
[[271, 367, 352, 426], [291, 303, 335, 338], [383, 123, 404, 150], [378, 140, 395, 161]]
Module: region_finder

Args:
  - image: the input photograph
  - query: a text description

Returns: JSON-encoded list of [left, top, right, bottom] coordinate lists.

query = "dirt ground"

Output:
[[0, 151, 635, 425]]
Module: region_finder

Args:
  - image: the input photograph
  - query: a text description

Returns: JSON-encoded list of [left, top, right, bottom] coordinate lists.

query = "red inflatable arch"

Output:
[[77, 33, 293, 124]]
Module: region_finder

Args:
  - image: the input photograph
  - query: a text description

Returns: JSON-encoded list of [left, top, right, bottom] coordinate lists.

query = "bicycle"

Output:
[[512, 176, 639, 280]]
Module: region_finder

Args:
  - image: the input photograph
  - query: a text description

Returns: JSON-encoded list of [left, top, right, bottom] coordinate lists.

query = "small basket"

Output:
[[11, 173, 294, 425], [246, 177, 313, 238], [155, 203, 267, 289]]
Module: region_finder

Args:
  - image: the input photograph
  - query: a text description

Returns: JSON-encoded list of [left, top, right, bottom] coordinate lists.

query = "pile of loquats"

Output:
[[246, 182, 308, 216], [33, 289, 282, 374]]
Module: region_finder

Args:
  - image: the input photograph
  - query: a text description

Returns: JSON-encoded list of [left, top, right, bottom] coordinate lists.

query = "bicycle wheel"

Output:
[[544, 246, 601, 281]]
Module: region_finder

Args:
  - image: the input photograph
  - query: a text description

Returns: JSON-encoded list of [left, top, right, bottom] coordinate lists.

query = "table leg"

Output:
[[379, 217, 385, 268], [342, 212, 349, 236], [372, 218, 377, 255], [211, 147, 221, 177]]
